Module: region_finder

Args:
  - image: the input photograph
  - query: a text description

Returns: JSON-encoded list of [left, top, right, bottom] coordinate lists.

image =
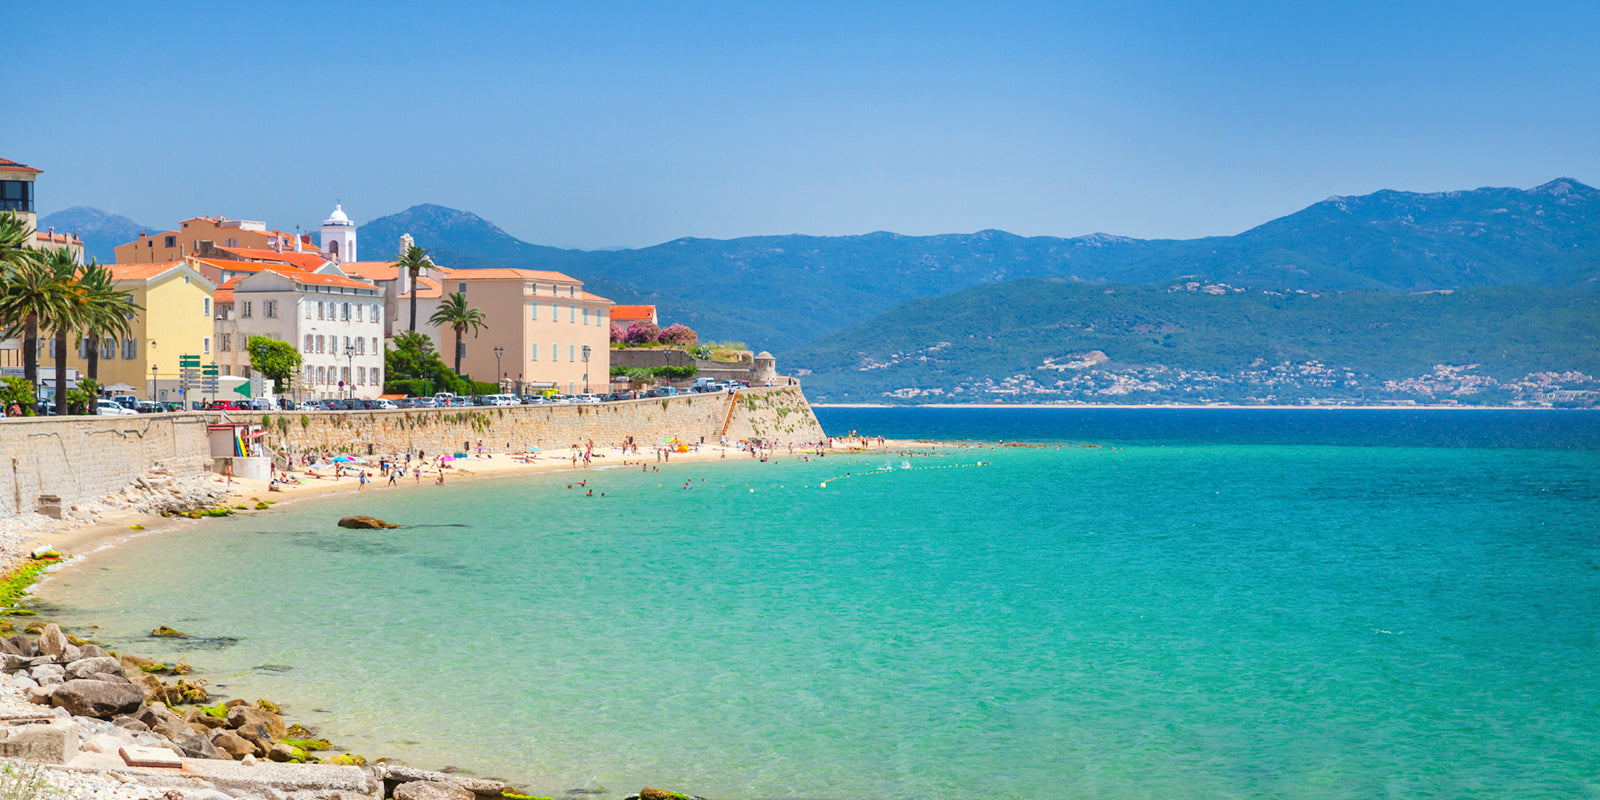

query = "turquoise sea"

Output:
[[35, 408, 1600, 800]]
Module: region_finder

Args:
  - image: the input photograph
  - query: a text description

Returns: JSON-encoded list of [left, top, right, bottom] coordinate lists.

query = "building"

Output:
[[445, 269, 613, 395], [44, 260, 217, 402], [320, 204, 357, 263], [212, 267, 385, 400], [341, 243, 453, 355], [114, 216, 311, 263], [1, 157, 83, 369], [610, 305, 658, 332]]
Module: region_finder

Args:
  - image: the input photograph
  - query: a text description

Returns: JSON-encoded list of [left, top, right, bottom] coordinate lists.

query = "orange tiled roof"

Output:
[[338, 261, 400, 281], [580, 291, 614, 305], [191, 257, 302, 274], [260, 268, 377, 291], [397, 275, 445, 300], [216, 246, 329, 271], [0, 158, 41, 174], [214, 288, 235, 304], [609, 304, 655, 319], [451, 267, 575, 282], [108, 261, 187, 281], [34, 230, 81, 245]]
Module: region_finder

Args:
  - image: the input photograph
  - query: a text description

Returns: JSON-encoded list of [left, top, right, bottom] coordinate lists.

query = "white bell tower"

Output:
[[320, 203, 357, 263]]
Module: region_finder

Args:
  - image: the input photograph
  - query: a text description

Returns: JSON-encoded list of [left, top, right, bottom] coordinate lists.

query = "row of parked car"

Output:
[[76, 380, 755, 416]]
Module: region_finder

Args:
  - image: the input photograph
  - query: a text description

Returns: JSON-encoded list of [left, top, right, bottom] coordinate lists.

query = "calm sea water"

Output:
[[35, 409, 1600, 800]]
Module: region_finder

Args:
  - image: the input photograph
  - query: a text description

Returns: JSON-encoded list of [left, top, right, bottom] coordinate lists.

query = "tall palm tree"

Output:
[[393, 244, 433, 333], [0, 212, 34, 272], [0, 241, 69, 394], [33, 249, 89, 415], [0, 213, 43, 388], [427, 292, 486, 376], [77, 261, 140, 383]]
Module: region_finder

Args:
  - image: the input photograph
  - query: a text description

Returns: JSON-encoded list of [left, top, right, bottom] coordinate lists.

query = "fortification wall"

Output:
[[242, 386, 826, 460], [0, 414, 213, 519]]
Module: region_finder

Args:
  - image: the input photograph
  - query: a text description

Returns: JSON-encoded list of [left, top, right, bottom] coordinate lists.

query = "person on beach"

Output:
[[388, 469, 398, 487], [436, 470, 445, 485], [359, 471, 368, 490]]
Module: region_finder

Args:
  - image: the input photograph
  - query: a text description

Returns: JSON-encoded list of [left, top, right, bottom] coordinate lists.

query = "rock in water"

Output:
[[52, 678, 146, 717], [338, 515, 400, 529], [226, 705, 287, 738], [36, 624, 67, 658], [395, 782, 474, 800], [64, 656, 124, 681]]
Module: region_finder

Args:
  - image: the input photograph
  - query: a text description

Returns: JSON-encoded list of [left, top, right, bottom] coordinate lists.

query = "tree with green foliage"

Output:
[[384, 330, 465, 396], [0, 223, 67, 392], [393, 244, 434, 333], [247, 335, 304, 394], [427, 292, 487, 376], [0, 376, 36, 416], [41, 249, 88, 416]]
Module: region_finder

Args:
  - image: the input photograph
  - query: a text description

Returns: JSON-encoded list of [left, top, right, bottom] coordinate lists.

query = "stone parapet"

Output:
[[0, 413, 213, 520]]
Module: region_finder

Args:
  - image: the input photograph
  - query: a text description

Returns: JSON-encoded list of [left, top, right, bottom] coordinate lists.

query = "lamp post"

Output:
[[344, 342, 357, 399], [148, 339, 157, 401], [493, 346, 504, 392], [582, 344, 591, 394]]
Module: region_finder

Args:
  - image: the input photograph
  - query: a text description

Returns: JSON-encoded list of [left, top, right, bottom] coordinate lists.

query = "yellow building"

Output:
[[51, 260, 218, 401]]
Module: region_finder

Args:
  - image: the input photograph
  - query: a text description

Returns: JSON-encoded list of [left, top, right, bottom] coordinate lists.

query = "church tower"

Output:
[[320, 203, 357, 263]]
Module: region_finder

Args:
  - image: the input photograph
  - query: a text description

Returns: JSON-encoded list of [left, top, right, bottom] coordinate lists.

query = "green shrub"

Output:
[[384, 378, 433, 398]]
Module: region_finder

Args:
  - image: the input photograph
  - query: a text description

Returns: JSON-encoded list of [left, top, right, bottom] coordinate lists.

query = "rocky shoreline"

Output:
[[0, 615, 710, 800]]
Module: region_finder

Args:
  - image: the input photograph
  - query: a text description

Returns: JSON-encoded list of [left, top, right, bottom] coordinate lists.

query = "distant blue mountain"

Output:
[[37, 207, 154, 263], [359, 179, 1600, 351]]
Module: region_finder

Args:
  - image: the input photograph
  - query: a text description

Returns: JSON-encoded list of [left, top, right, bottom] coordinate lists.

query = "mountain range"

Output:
[[37, 207, 153, 264], [42, 178, 1600, 403]]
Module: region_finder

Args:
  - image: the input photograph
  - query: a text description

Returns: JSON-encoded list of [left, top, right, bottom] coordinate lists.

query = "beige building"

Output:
[[340, 259, 453, 355], [212, 267, 385, 400], [445, 269, 613, 395], [115, 216, 312, 263]]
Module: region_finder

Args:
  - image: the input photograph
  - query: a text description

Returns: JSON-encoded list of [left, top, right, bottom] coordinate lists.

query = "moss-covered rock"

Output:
[[150, 625, 187, 638]]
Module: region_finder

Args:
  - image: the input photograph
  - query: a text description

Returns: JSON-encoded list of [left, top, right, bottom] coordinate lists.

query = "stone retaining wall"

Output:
[[0, 414, 213, 520], [240, 385, 827, 460]]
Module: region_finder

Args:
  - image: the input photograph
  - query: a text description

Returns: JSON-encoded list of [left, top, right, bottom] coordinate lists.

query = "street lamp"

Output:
[[582, 344, 591, 394], [151, 365, 158, 402], [344, 342, 357, 399], [493, 346, 504, 391]]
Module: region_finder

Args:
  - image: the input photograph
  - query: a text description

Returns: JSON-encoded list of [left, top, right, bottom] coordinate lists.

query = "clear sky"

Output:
[[13, 0, 1598, 250]]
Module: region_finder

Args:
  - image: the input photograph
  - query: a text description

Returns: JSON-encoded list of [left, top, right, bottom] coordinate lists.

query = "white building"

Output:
[[213, 267, 385, 399], [320, 204, 357, 263]]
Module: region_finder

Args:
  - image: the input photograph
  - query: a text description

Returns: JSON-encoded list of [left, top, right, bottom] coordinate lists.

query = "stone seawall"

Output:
[[241, 386, 827, 460], [0, 414, 213, 520]]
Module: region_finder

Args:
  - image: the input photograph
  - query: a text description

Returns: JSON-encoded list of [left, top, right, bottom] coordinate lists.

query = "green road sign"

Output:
[[179, 355, 200, 367], [233, 380, 251, 397], [202, 365, 219, 376]]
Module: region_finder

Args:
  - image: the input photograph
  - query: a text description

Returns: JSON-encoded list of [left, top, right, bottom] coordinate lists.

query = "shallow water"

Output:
[[35, 410, 1600, 799]]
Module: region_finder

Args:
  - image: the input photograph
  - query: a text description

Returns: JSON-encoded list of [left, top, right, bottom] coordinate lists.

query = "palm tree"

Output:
[[41, 249, 92, 415], [0, 212, 34, 272], [427, 292, 486, 376], [0, 238, 70, 393], [393, 244, 433, 333], [0, 213, 43, 389], [76, 262, 140, 382]]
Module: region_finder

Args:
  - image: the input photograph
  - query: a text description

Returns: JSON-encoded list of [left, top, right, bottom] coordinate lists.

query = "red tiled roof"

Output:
[[34, 231, 82, 245], [609, 304, 655, 319], [261, 268, 377, 291], [216, 246, 329, 271], [191, 257, 302, 274], [0, 158, 41, 174], [214, 288, 235, 304]]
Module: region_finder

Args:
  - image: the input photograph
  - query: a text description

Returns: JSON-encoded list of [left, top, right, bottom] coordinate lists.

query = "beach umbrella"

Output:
[[332, 455, 353, 463], [440, 454, 456, 462]]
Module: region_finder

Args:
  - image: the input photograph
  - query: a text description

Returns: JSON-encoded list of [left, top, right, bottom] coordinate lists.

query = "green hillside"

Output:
[[785, 279, 1600, 405]]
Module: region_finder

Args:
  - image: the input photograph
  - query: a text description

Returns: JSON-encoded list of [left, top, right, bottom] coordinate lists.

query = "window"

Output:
[[305, 302, 312, 319], [342, 303, 351, 321], [219, 333, 231, 352], [551, 343, 558, 361], [355, 305, 363, 322], [164, 235, 176, 248], [569, 381, 576, 394], [357, 338, 365, 355], [340, 366, 350, 385], [203, 337, 211, 355], [583, 308, 590, 325], [304, 334, 314, 351], [242, 301, 253, 318], [552, 304, 559, 321], [357, 366, 366, 385], [305, 365, 314, 385], [316, 335, 325, 353], [569, 344, 575, 362], [101, 340, 116, 360], [343, 336, 351, 353], [316, 366, 326, 384], [569, 305, 576, 323], [124, 339, 136, 360], [458, 282, 467, 294], [317, 301, 325, 320], [0, 180, 33, 213], [47, 339, 55, 359], [530, 341, 538, 360], [371, 367, 380, 385], [204, 298, 211, 317], [370, 304, 379, 323], [530, 303, 537, 321], [265, 300, 278, 318], [221, 365, 231, 377], [372, 337, 378, 353], [599, 309, 606, 324], [568, 286, 575, 298]]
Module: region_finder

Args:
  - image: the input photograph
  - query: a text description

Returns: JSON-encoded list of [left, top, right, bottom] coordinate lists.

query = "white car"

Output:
[[97, 399, 138, 416]]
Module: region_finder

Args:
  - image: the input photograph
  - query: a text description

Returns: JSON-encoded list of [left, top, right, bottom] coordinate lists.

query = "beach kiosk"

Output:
[[208, 422, 270, 481]]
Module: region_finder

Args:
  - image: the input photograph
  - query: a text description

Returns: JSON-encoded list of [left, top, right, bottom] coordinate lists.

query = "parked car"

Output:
[[395, 397, 419, 409], [110, 394, 140, 408], [480, 394, 516, 406], [413, 397, 438, 408], [162, 401, 183, 412], [205, 400, 245, 411], [135, 400, 162, 414], [576, 394, 601, 404], [97, 399, 138, 416], [368, 398, 399, 410]]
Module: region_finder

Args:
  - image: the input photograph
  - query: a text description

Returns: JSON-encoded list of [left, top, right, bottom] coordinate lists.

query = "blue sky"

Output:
[[13, 1, 1598, 250]]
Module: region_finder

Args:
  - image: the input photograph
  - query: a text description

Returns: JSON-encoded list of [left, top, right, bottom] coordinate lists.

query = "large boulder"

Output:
[[386, 765, 507, 797], [52, 678, 145, 717], [394, 781, 474, 800], [226, 705, 286, 738], [177, 733, 227, 760], [29, 663, 64, 686], [208, 728, 257, 759], [65, 656, 124, 681], [122, 667, 165, 702], [338, 515, 400, 529], [36, 624, 67, 658]]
